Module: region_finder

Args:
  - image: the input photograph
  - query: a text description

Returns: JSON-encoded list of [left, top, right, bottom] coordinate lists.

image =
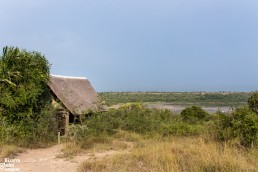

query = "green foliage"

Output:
[[66, 125, 110, 149], [159, 122, 204, 136], [81, 103, 204, 138], [248, 91, 258, 114], [215, 92, 258, 148], [0, 46, 56, 147], [216, 107, 258, 148], [181, 106, 208, 123], [232, 107, 258, 147]]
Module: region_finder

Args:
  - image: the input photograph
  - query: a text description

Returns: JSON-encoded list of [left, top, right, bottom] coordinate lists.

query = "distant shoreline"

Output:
[[99, 92, 251, 107]]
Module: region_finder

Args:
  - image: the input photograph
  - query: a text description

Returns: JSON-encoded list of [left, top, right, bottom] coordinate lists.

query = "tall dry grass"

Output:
[[78, 136, 258, 172], [0, 145, 23, 162]]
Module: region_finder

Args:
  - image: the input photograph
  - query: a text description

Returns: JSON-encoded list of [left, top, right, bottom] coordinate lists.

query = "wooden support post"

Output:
[[58, 131, 61, 154], [58, 131, 61, 145], [65, 112, 69, 135]]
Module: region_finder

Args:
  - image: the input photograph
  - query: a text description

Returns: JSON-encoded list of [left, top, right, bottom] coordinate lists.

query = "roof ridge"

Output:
[[51, 74, 87, 80]]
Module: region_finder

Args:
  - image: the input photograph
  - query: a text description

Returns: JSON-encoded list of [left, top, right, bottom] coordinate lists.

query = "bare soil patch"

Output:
[[4, 142, 131, 172]]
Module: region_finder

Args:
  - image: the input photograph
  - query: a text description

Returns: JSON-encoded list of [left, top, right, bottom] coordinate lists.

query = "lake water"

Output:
[[146, 104, 233, 114]]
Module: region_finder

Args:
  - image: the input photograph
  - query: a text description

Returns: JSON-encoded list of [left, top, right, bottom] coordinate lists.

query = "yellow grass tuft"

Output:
[[60, 142, 83, 158], [0, 145, 23, 162], [114, 130, 142, 142]]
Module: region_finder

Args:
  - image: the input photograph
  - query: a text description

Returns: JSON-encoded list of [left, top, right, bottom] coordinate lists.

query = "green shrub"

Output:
[[232, 107, 258, 147], [181, 106, 208, 123], [216, 107, 258, 148], [66, 125, 92, 145], [0, 46, 56, 147], [0, 104, 57, 147], [83, 103, 204, 137], [160, 122, 204, 136], [66, 125, 109, 149], [215, 112, 235, 142], [248, 91, 258, 114], [84, 111, 119, 135]]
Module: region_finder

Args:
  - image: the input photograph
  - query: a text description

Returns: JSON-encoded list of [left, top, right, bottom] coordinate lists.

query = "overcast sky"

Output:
[[1, 0, 258, 92]]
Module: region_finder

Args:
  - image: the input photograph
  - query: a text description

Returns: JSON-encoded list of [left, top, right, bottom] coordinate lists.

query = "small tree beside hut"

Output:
[[0, 46, 56, 145]]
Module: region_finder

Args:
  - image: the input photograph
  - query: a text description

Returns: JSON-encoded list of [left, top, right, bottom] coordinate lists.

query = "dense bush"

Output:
[[215, 92, 258, 148], [81, 101, 257, 148], [0, 47, 56, 146], [80, 103, 204, 139], [248, 91, 258, 114], [216, 107, 258, 148], [70, 99, 258, 149], [181, 106, 208, 123]]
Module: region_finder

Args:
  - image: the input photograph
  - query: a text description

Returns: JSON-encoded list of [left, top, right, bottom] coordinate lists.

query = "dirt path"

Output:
[[2, 143, 129, 172]]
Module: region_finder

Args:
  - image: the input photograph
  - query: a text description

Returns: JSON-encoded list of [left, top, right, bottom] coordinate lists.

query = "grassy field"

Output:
[[77, 135, 258, 172], [65, 103, 257, 172]]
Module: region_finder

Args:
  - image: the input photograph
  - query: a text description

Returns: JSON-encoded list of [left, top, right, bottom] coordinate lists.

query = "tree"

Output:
[[216, 107, 258, 148], [181, 106, 208, 123], [248, 92, 258, 114], [215, 92, 258, 148], [0, 46, 54, 144]]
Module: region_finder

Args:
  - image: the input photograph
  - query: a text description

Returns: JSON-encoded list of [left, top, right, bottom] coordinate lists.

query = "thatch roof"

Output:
[[48, 75, 99, 114]]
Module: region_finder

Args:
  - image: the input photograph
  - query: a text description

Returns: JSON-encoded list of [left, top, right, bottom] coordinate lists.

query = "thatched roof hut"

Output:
[[48, 75, 99, 115]]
